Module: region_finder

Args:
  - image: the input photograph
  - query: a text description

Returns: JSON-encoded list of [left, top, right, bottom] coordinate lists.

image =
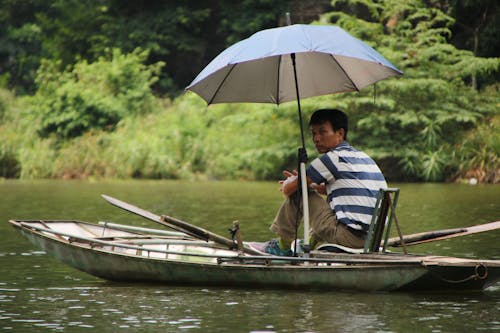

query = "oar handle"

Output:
[[388, 228, 467, 247], [387, 220, 500, 247]]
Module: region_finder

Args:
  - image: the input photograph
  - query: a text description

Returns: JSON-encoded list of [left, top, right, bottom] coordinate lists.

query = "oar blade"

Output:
[[101, 194, 199, 239], [101, 194, 262, 255]]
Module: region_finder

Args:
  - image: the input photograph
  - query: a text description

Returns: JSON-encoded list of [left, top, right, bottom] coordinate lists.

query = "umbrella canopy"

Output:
[[186, 24, 402, 105]]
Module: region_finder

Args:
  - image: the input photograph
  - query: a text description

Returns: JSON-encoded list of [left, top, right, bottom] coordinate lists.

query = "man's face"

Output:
[[310, 121, 344, 154]]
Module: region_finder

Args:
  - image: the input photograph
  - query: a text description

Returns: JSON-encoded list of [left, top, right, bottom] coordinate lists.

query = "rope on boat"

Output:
[[432, 263, 488, 284]]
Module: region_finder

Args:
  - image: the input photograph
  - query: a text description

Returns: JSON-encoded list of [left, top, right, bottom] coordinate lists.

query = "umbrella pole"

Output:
[[298, 152, 310, 254], [291, 53, 311, 255]]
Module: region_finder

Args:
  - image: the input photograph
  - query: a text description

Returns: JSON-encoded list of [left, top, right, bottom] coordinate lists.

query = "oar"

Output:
[[387, 220, 500, 247], [101, 194, 262, 255]]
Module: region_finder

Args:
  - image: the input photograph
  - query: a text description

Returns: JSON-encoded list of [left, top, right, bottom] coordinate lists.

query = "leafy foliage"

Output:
[[0, 0, 289, 94], [317, 0, 499, 181], [452, 113, 499, 183], [34, 49, 163, 140], [0, 0, 498, 183]]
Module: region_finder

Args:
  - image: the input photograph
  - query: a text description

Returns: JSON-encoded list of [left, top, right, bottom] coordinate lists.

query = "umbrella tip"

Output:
[[286, 12, 292, 26]]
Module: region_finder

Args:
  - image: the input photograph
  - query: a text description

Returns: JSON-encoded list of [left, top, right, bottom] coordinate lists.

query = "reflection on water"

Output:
[[1, 283, 499, 333], [0, 180, 499, 332]]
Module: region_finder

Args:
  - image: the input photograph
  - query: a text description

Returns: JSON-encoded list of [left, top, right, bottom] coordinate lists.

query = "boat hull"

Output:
[[11, 220, 500, 292]]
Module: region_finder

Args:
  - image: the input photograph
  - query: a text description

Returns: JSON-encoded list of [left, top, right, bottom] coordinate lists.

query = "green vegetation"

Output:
[[0, 0, 498, 183], [320, 0, 499, 182], [35, 48, 163, 140]]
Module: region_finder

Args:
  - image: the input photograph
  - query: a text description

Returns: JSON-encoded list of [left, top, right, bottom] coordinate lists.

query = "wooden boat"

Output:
[[9, 213, 500, 292]]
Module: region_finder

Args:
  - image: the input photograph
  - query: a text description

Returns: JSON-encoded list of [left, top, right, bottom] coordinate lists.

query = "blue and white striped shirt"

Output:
[[306, 141, 387, 232]]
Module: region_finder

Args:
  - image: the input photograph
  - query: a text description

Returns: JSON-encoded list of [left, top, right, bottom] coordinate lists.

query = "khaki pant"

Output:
[[270, 191, 366, 248]]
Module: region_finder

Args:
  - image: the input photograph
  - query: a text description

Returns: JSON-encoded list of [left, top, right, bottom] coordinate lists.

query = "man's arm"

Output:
[[279, 170, 314, 197], [279, 170, 327, 197]]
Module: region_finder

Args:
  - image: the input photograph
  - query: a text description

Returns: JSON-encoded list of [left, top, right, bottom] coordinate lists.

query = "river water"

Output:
[[1, 180, 499, 332]]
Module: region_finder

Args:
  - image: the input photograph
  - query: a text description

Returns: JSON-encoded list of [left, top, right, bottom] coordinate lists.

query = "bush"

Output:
[[453, 114, 499, 183], [0, 146, 20, 178], [34, 48, 163, 140]]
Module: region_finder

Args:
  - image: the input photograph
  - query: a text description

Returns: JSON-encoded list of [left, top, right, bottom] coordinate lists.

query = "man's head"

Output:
[[309, 109, 348, 153]]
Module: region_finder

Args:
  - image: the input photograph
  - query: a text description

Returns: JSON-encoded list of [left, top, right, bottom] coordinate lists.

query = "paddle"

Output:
[[101, 194, 262, 255], [387, 220, 500, 247], [102, 194, 499, 253]]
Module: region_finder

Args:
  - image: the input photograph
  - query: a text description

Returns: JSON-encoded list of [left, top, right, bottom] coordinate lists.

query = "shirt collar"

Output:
[[333, 141, 349, 150]]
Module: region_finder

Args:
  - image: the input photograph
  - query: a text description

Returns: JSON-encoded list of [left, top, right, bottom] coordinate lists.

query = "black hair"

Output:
[[309, 108, 348, 140]]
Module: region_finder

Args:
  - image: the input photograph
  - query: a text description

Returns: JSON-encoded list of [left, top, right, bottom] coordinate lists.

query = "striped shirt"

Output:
[[306, 141, 387, 232]]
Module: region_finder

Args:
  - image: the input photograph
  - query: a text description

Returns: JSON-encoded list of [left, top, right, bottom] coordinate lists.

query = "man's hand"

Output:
[[278, 170, 298, 196], [311, 182, 327, 195]]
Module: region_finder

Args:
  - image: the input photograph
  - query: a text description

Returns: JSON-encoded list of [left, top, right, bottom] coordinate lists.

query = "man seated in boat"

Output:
[[261, 108, 387, 256]]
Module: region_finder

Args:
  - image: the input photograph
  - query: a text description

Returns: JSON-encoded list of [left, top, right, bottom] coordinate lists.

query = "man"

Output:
[[261, 108, 387, 256]]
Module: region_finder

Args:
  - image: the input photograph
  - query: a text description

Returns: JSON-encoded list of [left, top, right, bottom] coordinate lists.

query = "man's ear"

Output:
[[337, 128, 345, 140]]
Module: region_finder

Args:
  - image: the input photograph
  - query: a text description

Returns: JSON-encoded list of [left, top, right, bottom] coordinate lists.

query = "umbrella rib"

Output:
[[328, 54, 359, 92], [276, 55, 281, 105], [208, 64, 237, 105]]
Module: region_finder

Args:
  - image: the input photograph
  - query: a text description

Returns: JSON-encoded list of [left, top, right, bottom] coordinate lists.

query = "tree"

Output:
[[318, 0, 499, 181], [449, 0, 498, 58], [0, 0, 289, 95], [448, 0, 498, 89], [0, 0, 48, 93]]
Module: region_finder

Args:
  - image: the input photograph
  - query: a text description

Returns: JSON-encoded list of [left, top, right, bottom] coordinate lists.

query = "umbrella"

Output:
[[185, 23, 402, 252], [186, 24, 401, 105]]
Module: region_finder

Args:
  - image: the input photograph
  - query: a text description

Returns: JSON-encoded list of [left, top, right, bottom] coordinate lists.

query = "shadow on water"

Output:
[[1, 180, 499, 332]]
